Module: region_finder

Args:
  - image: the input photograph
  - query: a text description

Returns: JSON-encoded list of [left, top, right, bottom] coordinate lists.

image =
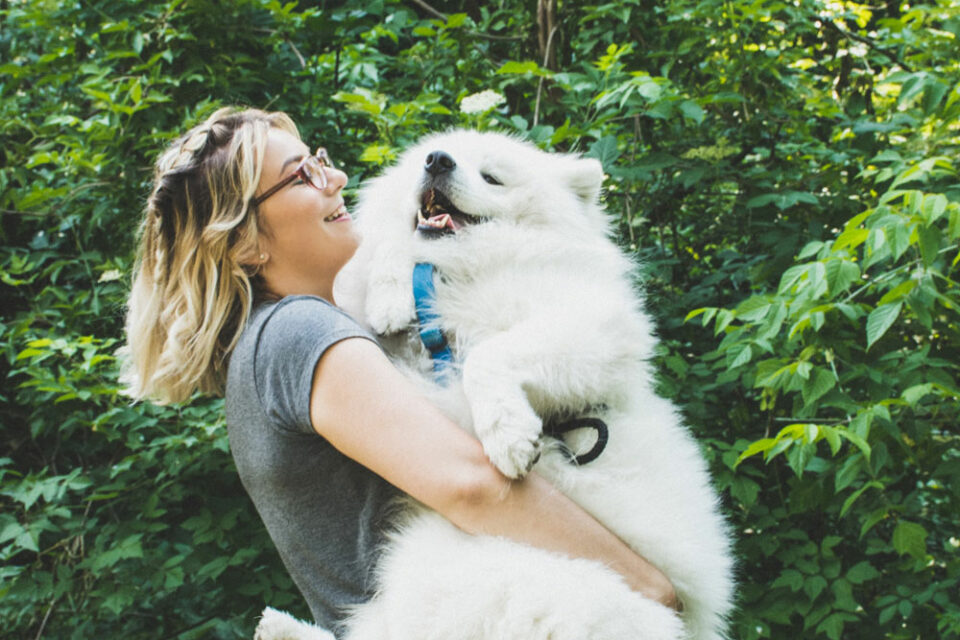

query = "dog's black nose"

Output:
[[424, 150, 456, 176]]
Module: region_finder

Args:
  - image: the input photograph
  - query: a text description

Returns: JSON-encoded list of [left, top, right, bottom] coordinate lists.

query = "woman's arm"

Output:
[[309, 337, 679, 611]]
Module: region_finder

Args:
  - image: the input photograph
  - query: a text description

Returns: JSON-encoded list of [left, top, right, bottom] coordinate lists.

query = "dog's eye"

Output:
[[481, 173, 502, 186]]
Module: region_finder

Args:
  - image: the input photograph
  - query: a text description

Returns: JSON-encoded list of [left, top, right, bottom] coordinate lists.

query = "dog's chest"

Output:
[[427, 265, 549, 341]]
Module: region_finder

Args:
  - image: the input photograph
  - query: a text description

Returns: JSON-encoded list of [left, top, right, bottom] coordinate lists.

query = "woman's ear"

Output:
[[237, 244, 269, 269]]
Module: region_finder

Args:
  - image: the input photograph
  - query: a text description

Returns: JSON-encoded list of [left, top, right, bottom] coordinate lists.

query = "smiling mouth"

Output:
[[416, 189, 480, 237], [324, 204, 349, 222]]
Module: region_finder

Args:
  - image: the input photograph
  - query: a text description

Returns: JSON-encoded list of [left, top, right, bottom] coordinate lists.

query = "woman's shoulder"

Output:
[[227, 295, 377, 433], [251, 294, 370, 342], [230, 294, 375, 384]]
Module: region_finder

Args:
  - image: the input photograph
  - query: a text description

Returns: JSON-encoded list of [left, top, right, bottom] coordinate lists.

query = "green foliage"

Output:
[[1, 0, 958, 637], [688, 159, 959, 638]]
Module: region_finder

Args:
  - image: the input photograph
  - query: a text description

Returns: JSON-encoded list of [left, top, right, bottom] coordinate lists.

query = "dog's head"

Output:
[[356, 130, 608, 243]]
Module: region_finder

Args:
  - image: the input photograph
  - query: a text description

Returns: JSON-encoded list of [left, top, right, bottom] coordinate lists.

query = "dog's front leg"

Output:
[[462, 325, 548, 479], [462, 312, 650, 478], [363, 241, 417, 335]]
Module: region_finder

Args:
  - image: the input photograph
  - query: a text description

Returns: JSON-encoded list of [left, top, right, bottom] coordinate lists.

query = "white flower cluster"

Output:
[[849, 43, 868, 58], [460, 90, 506, 114], [98, 269, 122, 282]]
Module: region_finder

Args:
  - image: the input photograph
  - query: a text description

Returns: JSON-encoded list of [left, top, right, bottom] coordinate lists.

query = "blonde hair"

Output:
[[123, 106, 299, 404]]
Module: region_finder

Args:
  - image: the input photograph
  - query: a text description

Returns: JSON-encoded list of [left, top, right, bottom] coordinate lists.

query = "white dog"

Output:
[[258, 130, 735, 640]]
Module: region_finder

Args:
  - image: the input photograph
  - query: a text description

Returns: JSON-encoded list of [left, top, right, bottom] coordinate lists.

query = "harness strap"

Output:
[[412, 262, 453, 384], [544, 416, 609, 465]]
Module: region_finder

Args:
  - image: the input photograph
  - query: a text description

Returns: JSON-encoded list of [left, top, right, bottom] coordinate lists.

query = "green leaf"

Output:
[[728, 344, 753, 369], [821, 426, 842, 456], [197, 555, 230, 580], [917, 224, 942, 266], [358, 143, 396, 165], [445, 12, 468, 28], [801, 368, 835, 407], [890, 221, 912, 260], [898, 599, 914, 618], [901, 383, 934, 406], [825, 258, 860, 294], [891, 520, 928, 559], [866, 302, 902, 350], [0, 521, 25, 545], [714, 308, 735, 335], [804, 574, 828, 600], [798, 240, 824, 260], [816, 611, 858, 640], [729, 475, 759, 504], [778, 264, 807, 293], [735, 297, 770, 322], [841, 481, 883, 517], [735, 438, 776, 467], [846, 561, 881, 584], [15, 529, 39, 553], [497, 60, 545, 75], [786, 442, 815, 477], [772, 568, 804, 592], [835, 453, 863, 493], [678, 100, 705, 123], [587, 136, 621, 167], [838, 429, 872, 461], [878, 280, 916, 306], [684, 307, 711, 323], [922, 194, 948, 223], [833, 226, 868, 251]]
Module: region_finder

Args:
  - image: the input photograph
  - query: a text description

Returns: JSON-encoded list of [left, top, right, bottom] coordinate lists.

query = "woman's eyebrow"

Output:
[[279, 153, 304, 177]]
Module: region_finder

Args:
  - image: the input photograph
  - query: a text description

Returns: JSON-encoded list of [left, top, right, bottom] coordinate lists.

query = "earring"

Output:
[[259, 253, 266, 262]]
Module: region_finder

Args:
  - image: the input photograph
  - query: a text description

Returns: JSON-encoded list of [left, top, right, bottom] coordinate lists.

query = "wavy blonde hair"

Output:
[[123, 107, 299, 404]]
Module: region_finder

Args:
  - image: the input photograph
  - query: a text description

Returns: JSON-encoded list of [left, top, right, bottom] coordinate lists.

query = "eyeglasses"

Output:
[[254, 147, 333, 206]]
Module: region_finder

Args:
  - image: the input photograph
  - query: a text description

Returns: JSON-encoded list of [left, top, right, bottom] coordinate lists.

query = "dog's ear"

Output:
[[558, 156, 605, 203]]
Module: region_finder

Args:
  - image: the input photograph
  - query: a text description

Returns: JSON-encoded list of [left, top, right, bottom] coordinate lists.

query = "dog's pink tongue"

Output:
[[425, 213, 460, 231]]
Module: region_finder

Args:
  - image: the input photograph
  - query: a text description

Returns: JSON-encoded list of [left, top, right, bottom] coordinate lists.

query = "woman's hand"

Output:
[[309, 337, 680, 612]]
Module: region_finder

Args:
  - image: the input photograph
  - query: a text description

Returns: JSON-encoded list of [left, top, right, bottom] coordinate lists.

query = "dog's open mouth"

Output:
[[416, 188, 479, 237]]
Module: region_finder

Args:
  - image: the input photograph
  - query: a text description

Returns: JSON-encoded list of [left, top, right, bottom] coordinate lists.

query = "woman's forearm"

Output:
[[310, 338, 678, 611], [444, 464, 680, 611]]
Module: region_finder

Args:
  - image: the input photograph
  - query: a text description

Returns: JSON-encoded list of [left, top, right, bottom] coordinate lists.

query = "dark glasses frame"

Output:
[[254, 147, 332, 206]]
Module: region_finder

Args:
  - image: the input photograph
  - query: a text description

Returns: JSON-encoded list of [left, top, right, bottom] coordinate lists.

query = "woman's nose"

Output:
[[324, 167, 348, 193]]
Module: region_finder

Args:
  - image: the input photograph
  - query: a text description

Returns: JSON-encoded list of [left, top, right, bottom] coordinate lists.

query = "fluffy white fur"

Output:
[[255, 607, 335, 640], [262, 130, 735, 640]]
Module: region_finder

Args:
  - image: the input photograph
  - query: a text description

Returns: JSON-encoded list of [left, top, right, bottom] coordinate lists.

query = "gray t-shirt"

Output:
[[225, 295, 400, 635]]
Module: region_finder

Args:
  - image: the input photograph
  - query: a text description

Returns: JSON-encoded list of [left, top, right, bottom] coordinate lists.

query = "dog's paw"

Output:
[[475, 403, 543, 479], [365, 287, 415, 335]]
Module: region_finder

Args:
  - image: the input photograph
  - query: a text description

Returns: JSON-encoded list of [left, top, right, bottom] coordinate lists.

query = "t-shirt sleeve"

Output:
[[253, 296, 376, 434]]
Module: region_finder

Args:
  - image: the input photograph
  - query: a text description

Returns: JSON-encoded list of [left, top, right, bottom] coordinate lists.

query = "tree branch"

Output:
[[820, 16, 913, 73], [286, 38, 306, 69], [409, 0, 445, 21], [533, 24, 559, 127], [34, 598, 57, 640], [407, 0, 524, 40]]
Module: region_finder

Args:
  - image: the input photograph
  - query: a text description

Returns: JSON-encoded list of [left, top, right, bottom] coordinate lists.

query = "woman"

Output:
[[124, 107, 677, 636]]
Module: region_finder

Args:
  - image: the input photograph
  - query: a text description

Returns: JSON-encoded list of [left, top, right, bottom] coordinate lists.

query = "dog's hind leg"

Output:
[[346, 512, 685, 640]]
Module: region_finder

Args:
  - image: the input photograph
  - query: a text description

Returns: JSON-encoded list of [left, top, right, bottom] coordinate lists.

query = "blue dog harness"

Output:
[[411, 262, 608, 465], [412, 262, 454, 384]]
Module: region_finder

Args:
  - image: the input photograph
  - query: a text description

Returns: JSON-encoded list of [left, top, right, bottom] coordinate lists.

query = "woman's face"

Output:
[[255, 127, 358, 301]]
